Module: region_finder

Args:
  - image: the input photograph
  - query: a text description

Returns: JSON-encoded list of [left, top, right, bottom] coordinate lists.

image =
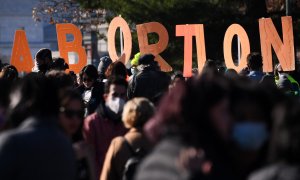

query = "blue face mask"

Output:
[[232, 122, 268, 151]]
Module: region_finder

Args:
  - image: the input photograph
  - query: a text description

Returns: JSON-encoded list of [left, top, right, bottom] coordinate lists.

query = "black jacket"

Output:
[[127, 65, 170, 104], [76, 81, 104, 116], [0, 117, 76, 180]]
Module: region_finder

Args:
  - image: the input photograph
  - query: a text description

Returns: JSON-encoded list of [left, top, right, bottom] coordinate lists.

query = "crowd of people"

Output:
[[0, 48, 299, 180]]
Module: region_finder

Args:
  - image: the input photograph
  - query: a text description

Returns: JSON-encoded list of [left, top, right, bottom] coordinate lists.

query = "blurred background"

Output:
[[0, 0, 299, 71]]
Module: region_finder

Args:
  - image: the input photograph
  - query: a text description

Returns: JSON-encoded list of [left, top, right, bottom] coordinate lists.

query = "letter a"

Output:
[[10, 30, 34, 72]]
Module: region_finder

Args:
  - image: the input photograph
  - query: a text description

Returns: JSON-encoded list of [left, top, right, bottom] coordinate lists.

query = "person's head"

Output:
[[104, 77, 128, 116], [145, 72, 231, 147], [35, 48, 53, 73], [59, 89, 85, 141], [6, 73, 59, 128], [50, 57, 69, 71], [202, 59, 218, 74], [230, 80, 272, 151], [138, 54, 155, 65], [98, 56, 112, 79], [247, 52, 263, 71], [0, 65, 18, 81], [122, 98, 155, 129], [46, 70, 74, 98], [110, 61, 127, 79], [81, 65, 98, 88], [170, 72, 185, 89], [224, 68, 238, 79]]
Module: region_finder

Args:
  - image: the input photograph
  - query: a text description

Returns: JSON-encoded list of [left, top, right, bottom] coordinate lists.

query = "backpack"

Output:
[[122, 137, 147, 180]]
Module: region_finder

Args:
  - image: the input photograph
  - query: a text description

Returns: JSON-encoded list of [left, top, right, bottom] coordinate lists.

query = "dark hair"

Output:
[[0, 65, 18, 81], [98, 56, 112, 78], [172, 73, 184, 81], [81, 64, 98, 81], [110, 61, 127, 79], [60, 89, 85, 142], [146, 71, 229, 147], [138, 54, 155, 65], [202, 59, 218, 74], [104, 77, 128, 94], [46, 70, 74, 97], [35, 48, 52, 61], [5, 73, 60, 128], [247, 52, 263, 71], [50, 57, 69, 71]]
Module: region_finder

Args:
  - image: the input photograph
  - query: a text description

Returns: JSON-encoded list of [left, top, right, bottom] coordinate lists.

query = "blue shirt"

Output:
[[247, 71, 265, 81]]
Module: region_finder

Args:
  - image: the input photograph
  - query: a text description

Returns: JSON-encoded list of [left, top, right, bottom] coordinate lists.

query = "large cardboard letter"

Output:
[[259, 16, 295, 72], [136, 22, 172, 72], [223, 24, 250, 72], [56, 23, 87, 73], [107, 16, 132, 64], [10, 30, 34, 72], [176, 24, 206, 77]]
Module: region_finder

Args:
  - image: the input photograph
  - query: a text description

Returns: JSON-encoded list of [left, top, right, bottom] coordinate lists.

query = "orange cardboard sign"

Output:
[[259, 16, 295, 72], [107, 16, 132, 64], [56, 23, 87, 73], [176, 24, 206, 77], [223, 24, 250, 72], [136, 22, 172, 72], [10, 30, 34, 72]]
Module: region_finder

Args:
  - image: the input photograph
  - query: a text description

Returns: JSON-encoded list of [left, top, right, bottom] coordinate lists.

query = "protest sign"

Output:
[[10, 16, 295, 76]]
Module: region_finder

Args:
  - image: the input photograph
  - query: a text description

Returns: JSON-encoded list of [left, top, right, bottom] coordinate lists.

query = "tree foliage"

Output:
[[78, 0, 300, 70]]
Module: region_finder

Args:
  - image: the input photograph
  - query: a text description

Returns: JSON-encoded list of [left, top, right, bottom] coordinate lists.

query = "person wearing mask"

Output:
[[59, 90, 96, 180], [0, 73, 76, 180], [230, 80, 273, 180], [136, 71, 235, 180], [34, 48, 53, 74], [101, 97, 155, 180], [76, 65, 105, 116], [248, 99, 300, 180], [83, 77, 128, 179]]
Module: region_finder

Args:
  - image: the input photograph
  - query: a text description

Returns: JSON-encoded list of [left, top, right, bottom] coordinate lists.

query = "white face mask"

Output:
[[105, 97, 126, 115]]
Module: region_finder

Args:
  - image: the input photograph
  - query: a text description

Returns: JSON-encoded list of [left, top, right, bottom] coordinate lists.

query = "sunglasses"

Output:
[[83, 77, 93, 82], [60, 107, 84, 119]]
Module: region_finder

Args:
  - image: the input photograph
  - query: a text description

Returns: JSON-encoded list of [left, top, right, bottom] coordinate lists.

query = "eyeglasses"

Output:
[[60, 107, 84, 119], [83, 77, 93, 82]]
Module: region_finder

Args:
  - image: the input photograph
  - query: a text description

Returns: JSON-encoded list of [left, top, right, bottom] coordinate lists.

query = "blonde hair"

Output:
[[122, 97, 155, 129]]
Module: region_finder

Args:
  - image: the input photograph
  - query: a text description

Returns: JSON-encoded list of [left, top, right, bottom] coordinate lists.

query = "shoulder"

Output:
[[135, 138, 184, 180], [0, 130, 18, 148], [85, 112, 100, 122], [248, 163, 299, 180]]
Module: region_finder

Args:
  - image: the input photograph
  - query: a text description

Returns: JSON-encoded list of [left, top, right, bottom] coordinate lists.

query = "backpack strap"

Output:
[[123, 137, 136, 155]]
